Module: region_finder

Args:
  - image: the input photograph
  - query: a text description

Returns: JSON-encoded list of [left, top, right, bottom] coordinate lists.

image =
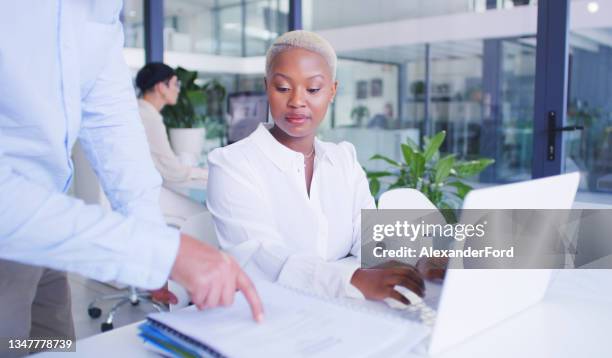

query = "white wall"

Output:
[[333, 60, 399, 127]]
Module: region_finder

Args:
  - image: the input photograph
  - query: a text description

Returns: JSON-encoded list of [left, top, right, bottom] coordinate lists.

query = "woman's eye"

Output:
[[307, 88, 321, 94], [276, 87, 290, 92]]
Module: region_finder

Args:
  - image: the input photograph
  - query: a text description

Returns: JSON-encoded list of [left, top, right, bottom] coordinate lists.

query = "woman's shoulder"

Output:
[[207, 136, 256, 168], [317, 138, 359, 166], [137, 99, 159, 118]]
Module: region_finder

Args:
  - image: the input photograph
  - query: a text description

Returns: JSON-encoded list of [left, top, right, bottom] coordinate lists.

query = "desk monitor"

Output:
[[227, 92, 268, 144]]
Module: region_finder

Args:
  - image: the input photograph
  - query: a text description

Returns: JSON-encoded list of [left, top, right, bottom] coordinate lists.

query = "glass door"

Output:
[[563, 0, 612, 201]]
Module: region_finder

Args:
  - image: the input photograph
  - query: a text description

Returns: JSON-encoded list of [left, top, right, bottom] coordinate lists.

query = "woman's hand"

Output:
[[350, 262, 425, 305], [416, 257, 448, 282]]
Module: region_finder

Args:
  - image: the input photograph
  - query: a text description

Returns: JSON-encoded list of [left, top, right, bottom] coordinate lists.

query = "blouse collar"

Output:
[[250, 123, 335, 172]]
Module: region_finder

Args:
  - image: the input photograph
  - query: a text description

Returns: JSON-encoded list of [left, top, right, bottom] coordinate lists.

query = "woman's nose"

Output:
[[288, 89, 306, 108]]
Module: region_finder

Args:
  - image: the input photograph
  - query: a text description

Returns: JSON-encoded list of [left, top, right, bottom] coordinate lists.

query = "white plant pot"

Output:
[[169, 128, 206, 166]]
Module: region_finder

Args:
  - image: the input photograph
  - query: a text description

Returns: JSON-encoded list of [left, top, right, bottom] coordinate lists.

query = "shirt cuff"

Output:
[[116, 222, 181, 289], [277, 254, 316, 293], [327, 259, 365, 299]]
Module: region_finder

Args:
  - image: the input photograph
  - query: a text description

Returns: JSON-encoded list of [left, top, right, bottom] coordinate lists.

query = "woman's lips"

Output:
[[285, 114, 310, 124]]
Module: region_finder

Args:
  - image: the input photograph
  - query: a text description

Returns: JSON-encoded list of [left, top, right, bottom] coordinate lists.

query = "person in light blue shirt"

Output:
[[0, 1, 262, 353]]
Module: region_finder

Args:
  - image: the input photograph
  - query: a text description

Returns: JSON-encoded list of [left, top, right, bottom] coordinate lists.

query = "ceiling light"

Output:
[[587, 2, 599, 13]]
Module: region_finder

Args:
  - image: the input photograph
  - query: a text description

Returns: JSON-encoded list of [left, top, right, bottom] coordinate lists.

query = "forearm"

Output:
[[277, 253, 364, 298], [223, 236, 362, 299], [0, 165, 180, 289]]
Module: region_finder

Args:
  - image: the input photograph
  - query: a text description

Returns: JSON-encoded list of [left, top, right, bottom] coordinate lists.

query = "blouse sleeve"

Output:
[[337, 142, 377, 297]]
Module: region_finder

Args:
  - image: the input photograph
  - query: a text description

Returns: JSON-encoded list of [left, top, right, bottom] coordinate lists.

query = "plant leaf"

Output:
[[434, 154, 456, 184], [370, 154, 400, 167], [366, 171, 393, 179], [438, 202, 458, 224], [369, 178, 381, 197], [423, 131, 446, 162], [405, 137, 419, 151], [453, 159, 495, 178], [411, 152, 426, 184], [401, 144, 414, 166], [446, 181, 473, 199]]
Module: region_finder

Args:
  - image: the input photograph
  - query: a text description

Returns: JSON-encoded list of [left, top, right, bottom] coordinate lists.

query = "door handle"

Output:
[[547, 111, 584, 161], [551, 125, 584, 132]]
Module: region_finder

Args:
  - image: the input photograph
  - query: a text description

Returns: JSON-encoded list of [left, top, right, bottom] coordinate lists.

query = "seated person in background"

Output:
[[207, 30, 432, 303], [367, 102, 395, 129], [135, 63, 208, 183]]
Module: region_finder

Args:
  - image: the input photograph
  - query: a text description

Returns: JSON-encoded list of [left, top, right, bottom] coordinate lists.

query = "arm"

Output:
[[328, 142, 377, 296], [78, 23, 165, 224], [0, 141, 267, 319], [339, 143, 427, 301], [0, 18, 178, 288], [75, 19, 265, 316], [0, 138, 179, 289]]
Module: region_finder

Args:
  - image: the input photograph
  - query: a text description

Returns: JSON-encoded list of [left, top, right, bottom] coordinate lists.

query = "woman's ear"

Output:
[[154, 81, 165, 95], [331, 80, 338, 103]]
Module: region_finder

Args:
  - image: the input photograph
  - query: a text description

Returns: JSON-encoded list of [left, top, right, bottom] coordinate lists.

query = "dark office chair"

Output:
[[87, 287, 164, 332]]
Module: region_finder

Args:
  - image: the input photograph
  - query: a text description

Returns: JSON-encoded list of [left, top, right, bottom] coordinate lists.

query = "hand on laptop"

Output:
[[416, 257, 447, 282], [170, 234, 264, 322], [350, 262, 425, 305]]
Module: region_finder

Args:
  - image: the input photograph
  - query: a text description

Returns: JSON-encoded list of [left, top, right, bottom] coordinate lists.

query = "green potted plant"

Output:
[[202, 79, 228, 145], [161, 67, 227, 159], [410, 80, 426, 100], [350, 105, 370, 127], [366, 131, 494, 222]]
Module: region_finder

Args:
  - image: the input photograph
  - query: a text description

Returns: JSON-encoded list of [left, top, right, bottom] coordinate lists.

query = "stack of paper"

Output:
[[139, 280, 429, 357]]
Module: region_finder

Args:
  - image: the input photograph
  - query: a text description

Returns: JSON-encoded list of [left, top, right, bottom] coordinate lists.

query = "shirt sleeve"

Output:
[[139, 109, 208, 183], [206, 145, 374, 299], [0, 135, 179, 289], [340, 141, 377, 297], [67, 19, 178, 286], [79, 24, 165, 225]]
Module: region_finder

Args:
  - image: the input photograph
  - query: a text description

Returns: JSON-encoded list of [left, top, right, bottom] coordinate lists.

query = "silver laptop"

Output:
[[428, 172, 580, 354]]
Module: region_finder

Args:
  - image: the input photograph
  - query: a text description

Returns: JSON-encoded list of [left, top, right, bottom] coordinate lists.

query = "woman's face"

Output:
[[159, 75, 180, 105], [266, 48, 337, 139]]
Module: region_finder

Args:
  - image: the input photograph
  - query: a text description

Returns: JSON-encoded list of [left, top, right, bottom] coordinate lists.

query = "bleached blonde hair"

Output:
[[265, 30, 337, 80]]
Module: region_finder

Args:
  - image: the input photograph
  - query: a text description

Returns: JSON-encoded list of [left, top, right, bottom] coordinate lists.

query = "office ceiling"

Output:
[[309, 0, 480, 30]]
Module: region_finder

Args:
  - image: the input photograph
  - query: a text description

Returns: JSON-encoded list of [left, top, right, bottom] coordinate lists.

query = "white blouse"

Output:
[[138, 99, 208, 183], [206, 124, 375, 299]]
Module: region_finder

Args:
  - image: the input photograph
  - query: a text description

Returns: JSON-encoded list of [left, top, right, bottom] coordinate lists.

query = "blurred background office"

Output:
[[68, 0, 612, 339], [116, 0, 612, 202]]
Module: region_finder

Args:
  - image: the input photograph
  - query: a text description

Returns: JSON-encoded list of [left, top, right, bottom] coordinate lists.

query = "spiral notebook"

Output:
[[139, 280, 430, 358]]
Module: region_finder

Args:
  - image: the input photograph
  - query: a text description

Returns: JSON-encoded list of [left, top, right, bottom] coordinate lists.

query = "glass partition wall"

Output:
[[122, 0, 612, 200], [304, 0, 539, 182]]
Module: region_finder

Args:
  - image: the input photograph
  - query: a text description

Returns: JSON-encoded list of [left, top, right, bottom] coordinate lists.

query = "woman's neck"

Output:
[[142, 93, 166, 112], [269, 126, 315, 156]]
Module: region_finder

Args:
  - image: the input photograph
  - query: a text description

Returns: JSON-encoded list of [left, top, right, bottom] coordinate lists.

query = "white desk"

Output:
[[36, 270, 612, 357], [163, 179, 207, 205]]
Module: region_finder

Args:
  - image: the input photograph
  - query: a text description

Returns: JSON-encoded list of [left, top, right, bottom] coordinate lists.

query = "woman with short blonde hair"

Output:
[[207, 30, 427, 303]]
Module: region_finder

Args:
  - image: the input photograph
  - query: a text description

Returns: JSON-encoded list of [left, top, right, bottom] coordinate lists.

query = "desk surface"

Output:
[[164, 179, 207, 205], [36, 271, 612, 358]]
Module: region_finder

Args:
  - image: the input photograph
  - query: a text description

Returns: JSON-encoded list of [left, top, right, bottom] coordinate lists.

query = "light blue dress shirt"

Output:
[[0, 0, 179, 289]]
